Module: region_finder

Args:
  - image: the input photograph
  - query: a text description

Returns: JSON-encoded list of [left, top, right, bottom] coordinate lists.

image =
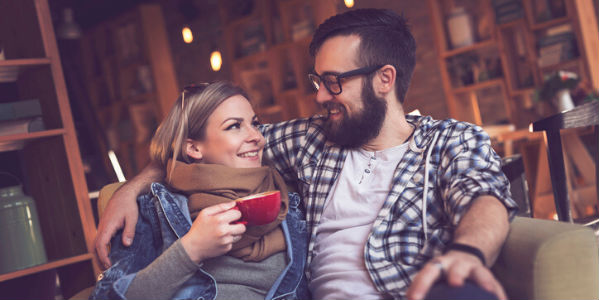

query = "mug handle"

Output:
[[230, 205, 248, 225]]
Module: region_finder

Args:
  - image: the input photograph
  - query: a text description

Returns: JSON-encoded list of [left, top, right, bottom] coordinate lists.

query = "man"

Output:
[[96, 8, 517, 299]]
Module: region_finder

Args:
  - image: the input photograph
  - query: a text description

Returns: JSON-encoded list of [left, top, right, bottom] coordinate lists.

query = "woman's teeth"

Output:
[[239, 151, 258, 158]]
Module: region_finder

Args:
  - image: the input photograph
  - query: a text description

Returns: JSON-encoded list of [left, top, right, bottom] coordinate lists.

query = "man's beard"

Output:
[[323, 80, 387, 148]]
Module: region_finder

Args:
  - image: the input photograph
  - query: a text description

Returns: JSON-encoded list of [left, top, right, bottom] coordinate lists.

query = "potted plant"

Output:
[[535, 70, 580, 111]]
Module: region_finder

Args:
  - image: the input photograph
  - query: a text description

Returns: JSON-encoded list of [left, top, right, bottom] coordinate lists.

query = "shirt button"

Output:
[[365, 169, 371, 173]]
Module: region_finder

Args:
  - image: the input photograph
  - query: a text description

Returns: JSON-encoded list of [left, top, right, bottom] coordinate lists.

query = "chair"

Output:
[[72, 182, 599, 300], [502, 154, 532, 217], [531, 101, 599, 222]]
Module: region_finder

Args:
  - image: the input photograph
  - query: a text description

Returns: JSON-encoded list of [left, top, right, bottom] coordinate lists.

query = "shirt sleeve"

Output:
[[125, 239, 201, 300], [439, 124, 519, 226], [260, 117, 315, 182]]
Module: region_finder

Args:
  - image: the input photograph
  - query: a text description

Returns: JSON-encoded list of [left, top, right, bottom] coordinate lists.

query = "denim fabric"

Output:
[[90, 183, 310, 300]]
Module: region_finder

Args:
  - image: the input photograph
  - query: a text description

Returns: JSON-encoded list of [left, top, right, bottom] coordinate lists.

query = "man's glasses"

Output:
[[307, 65, 383, 95]]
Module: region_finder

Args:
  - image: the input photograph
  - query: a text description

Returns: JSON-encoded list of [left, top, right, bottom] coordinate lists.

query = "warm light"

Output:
[[344, 0, 355, 8], [210, 50, 222, 71], [108, 150, 126, 182], [182, 27, 193, 44]]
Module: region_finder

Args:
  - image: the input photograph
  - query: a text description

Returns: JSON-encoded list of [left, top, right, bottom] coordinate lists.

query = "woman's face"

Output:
[[191, 94, 265, 168]]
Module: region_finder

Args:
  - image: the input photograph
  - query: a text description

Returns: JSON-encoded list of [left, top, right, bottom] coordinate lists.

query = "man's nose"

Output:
[[315, 84, 333, 104]]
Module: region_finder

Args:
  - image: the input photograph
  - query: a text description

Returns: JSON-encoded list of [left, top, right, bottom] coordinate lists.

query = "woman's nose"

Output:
[[246, 126, 263, 144]]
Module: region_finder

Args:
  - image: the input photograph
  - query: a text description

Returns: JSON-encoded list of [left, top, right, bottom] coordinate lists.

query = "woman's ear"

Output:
[[185, 139, 203, 160]]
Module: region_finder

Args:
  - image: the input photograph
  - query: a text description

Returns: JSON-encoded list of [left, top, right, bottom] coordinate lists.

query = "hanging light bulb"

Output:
[[344, 0, 355, 8], [57, 8, 82, 39], [182, 26, 193, 43], [210, 50, 222, 71]]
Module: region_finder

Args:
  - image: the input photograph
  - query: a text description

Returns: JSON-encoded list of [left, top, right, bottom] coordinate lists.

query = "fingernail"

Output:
[[125, 237, 132, 245]]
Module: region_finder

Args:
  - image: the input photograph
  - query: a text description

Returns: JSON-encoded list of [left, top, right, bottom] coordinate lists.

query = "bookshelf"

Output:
[[0, 0, 97, 298], [80, 4, 179, 179], [428, 0, 599, 219], [220, 0, 337, 122]]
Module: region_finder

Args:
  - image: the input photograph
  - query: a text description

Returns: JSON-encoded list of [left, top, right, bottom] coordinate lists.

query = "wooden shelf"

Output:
[[530, 16, 570, 31], [0, 58, 51, 67], [510, 87, 536, 96], [442, 39, 496, 58], [0, 58, 52, 82], [80, 4, 178, 178], [0, 253, 93, 282], [452, 78, 504, 94], [0, 128, 65, 143], [222, 0, 336, 121], [539, 58, 581, 72], [0, 1, 98, 297]]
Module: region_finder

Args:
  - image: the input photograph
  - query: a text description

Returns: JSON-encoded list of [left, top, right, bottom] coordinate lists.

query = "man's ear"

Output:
[[374, 64, 396, 95], [185, 139, 203, 160]]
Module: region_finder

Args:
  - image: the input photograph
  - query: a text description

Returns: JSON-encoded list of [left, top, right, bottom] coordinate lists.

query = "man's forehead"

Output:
[[314, 35, 361, 74]]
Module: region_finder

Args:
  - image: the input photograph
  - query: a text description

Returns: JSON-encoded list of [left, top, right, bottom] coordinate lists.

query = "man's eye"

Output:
[[225, 122, 241, 130]]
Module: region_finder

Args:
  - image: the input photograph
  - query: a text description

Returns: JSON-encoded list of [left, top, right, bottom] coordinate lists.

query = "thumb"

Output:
[[121, 214, 137, 246]]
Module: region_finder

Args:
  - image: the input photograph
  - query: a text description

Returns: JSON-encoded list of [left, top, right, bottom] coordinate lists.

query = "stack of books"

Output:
[[0, 99, 45, 137], [237, 21, 266, 58], [491, 0, 524, 24], [537, 24, 578, 67]]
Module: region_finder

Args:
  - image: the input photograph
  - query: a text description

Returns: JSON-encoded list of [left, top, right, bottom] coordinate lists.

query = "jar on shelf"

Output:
[[0, 173, 47, 274], [446, 7, 475, 49]]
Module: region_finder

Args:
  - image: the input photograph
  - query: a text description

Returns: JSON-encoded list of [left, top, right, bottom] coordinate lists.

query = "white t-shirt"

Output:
[[309, 143, 409, 300]]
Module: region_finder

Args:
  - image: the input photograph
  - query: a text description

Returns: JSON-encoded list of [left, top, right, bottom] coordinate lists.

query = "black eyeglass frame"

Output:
[[308, 65, 384, 95]]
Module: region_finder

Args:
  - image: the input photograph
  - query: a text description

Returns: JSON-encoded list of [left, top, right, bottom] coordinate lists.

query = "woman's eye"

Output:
[[252, 120, 261, 128], [225, 122, 241, 130]]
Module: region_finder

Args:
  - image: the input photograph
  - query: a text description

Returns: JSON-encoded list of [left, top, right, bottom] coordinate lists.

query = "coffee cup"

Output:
[[232, 190, 281, 226]]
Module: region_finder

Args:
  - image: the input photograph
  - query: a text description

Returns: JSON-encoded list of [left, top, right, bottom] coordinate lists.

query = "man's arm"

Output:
[[95, 160, 164, 269], [406, 195, 509, 300]]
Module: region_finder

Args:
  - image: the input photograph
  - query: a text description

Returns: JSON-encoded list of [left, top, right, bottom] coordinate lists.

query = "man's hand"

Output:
[[408, 195, 510, 300], [94, 184, 141, 269], [406, 251, 506, 300], [94, 161, 164, 269]]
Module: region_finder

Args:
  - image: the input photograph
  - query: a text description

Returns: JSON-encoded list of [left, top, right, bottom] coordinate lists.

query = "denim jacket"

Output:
[[90, 183, 310, 300]]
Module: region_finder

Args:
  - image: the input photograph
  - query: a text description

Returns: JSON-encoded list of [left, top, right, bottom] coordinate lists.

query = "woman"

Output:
[[90, 82, 309, 300]]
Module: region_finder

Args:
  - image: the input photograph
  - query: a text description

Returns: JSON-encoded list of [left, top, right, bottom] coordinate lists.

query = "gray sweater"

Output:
[[125, 239, 286, 300]]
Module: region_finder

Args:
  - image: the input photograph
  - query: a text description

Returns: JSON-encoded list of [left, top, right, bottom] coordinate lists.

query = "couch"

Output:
[[72, 183, 599, 299]]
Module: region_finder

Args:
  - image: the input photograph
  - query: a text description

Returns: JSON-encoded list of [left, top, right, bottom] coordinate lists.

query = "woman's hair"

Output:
[[150, 81, 248, 168]]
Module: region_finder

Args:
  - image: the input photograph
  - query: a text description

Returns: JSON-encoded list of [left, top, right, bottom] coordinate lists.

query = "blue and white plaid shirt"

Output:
[[260, 114, 518, 298]]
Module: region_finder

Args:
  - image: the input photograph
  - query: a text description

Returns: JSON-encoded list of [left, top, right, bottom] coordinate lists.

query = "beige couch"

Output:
[[74, 183, 599, 299]]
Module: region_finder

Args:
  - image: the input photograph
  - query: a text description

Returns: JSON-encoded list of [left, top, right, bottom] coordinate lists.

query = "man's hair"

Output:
[[309, 8, 416, 103]]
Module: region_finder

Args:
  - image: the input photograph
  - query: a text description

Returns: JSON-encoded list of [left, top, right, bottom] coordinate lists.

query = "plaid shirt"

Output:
[[260, 114, 518, 298]]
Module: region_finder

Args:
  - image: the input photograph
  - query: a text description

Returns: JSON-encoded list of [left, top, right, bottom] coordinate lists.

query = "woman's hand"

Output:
[[180, 202, 247, 263]]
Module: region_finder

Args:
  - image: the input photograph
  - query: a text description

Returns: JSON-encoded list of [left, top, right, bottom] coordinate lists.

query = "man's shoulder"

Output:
[[409, 115, 485, 137]]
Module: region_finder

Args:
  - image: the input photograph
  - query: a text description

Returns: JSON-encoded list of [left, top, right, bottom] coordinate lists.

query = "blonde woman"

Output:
[[91, 82, 309, 300]]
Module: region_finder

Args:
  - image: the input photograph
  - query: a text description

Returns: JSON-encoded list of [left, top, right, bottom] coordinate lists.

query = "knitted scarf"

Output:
[[166, 160, 288, 262]]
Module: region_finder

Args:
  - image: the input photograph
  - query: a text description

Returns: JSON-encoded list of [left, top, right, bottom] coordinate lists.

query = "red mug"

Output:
[[232, 190, 281, 226]]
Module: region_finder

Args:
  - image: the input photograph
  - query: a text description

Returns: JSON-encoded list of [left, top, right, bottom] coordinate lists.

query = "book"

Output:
[[0, 99, 42, 121], [0, 116, 45, 136]]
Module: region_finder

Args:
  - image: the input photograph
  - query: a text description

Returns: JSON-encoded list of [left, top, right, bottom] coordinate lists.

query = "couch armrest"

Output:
[[492, 216, 599, 300], [97, 182, 125, 217]]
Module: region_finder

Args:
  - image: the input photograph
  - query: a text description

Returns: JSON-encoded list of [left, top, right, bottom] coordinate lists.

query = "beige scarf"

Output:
[[166, 160, 288, 261]]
